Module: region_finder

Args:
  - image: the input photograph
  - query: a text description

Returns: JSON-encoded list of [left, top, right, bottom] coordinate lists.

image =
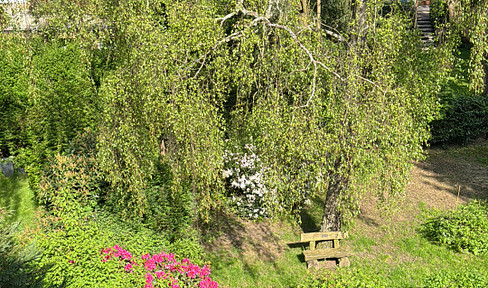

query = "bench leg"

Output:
[[338, 257, 350, 267], [306, 260, 319, 269]]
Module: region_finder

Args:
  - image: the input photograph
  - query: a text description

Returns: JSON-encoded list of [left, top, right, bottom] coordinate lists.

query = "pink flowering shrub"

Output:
[[102, 245, 218, 288]]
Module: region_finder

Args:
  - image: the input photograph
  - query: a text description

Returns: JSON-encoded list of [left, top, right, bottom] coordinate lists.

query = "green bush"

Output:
[[0, 35, 29, 157], [34, 209, 205, 287], [143, 171, 196, 242], [430, 94, 488, 145], [17, 39, 99, 190], [37, 129, 103, 225], [420, 200, 488, 255]]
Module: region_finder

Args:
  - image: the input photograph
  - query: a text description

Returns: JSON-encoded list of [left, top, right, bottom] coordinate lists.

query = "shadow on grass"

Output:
[[202, 209, 309, 286]]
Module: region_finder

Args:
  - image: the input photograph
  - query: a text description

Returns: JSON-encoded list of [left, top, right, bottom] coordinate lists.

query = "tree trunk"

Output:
[[483, 55, 488, 96], [317, 0, 321, 29], [320, 173, 347, 232], [299, 0, 309, 26], [350, 0, 368, 46]]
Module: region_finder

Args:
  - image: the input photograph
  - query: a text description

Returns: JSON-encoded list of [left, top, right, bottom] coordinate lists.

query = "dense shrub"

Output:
[[37, 129, 103, 224], [16, 39, 99, 189], [420, 200, 488, 255], [33, 130, 205, 286], [0, 35, 29, 157], [143, 160, 196, 241], [34, 209, 205, 287], [430, 94, 488, 145]]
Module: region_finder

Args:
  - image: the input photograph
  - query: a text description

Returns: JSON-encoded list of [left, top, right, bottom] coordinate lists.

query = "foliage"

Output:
[[423, 268, 488, 288], [37, 129, 103, 227], [449, 0, 488, 94], [0, 208, 45, 288], [15, 38, 99, 190], [430, 0, 449, 28], [321, 0, 353, 32], [33, 208, 206, 287], [22, 0, 448, 231], [143, 160, 196, 241], [0, 34, 30, 157], [430, 93, 488, 144], [421, 200, 488, 255], [93, 0, 227, 221], [102, 245, 218, 288], [0, 6, 7, 29]]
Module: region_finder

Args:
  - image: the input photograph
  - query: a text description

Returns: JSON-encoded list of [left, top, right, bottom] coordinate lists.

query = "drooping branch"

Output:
[[213, 1, 379, 107], [216, 4, 346, 107]]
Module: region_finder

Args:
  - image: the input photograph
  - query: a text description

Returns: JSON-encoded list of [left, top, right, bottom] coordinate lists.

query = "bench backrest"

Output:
[[300, 231, 348, 242]]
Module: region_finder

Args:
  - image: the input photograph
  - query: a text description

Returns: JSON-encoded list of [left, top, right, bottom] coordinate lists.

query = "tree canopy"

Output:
[[0, 0, 458, 232]]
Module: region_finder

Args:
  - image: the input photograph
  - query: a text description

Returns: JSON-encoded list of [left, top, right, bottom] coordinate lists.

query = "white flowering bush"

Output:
[[222, 141, 269, 219]]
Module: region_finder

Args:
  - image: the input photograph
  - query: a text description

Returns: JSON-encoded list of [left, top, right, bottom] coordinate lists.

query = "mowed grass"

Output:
[[0, 174, 37, 225]]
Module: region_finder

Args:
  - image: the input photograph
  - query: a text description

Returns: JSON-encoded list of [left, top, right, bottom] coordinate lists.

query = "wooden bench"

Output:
[[289, 231, 352, 269]]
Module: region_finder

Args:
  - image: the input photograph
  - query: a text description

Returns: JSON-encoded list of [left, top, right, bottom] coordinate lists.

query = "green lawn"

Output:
[[0, 174, 37, 225]]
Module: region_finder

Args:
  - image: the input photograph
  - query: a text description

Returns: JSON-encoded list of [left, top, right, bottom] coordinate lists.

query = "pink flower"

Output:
[[124, 263, 132, 271], [122, 250, 132, 260], [171, 279, 180, 288], [145, 273, 154, 284], [164, 252, 176, 262], [155, 270, 165, 279], [186, 263, 200, 279], [199, 277, 218, 288], [152, 253, 164, 263], [199, 265, 211, 278], [145, 259, 156, 271], [142, 253, 150, 260], [68, 260, 74, 264]]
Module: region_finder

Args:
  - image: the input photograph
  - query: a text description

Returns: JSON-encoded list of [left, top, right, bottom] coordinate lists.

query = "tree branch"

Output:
[[214, 3, 379, 107]]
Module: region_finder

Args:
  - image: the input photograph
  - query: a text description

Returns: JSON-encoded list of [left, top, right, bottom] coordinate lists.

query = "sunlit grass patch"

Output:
[[0, 174, 37, 226]]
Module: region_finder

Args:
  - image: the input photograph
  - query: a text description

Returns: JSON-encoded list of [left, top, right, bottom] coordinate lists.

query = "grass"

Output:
[[208, 248, 311, 287], [0, 173, 37, 226]]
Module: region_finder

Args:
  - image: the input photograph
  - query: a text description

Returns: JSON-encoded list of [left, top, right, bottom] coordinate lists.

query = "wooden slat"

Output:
[[333, 239, 339, 248], [303, 246, 352, 262], [310, 241, 315, 250], [300, 231, 348, 242]]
